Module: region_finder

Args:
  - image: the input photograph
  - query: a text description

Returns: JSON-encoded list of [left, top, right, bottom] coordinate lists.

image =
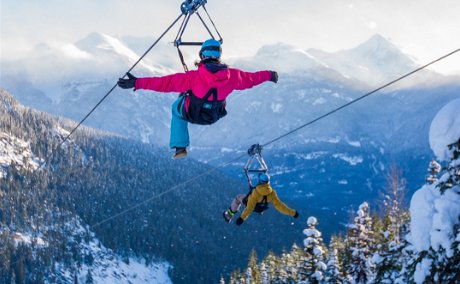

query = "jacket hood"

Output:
[[198, 63, 230, 86], [255, 183, 273, 195], [204, 61, 228, 73]]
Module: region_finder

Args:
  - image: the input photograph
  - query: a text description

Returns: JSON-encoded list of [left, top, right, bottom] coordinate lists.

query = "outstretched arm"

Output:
[[270, 191, 296, 217], [135, 72, 195, 93], [230, 69, 277, 91]]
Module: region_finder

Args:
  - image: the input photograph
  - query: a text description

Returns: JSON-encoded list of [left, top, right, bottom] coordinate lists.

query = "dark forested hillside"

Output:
[[0, 89, 307, 283]]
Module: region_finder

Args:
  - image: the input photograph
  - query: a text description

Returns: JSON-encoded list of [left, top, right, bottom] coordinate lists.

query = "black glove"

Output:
[[236, 217, 244, 226], [270, 71, 278, 83], [117, 72, 137, 89], [293, 211, 299, 218]]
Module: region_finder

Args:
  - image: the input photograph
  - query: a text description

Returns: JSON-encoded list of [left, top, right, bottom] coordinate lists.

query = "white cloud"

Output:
[[60, 44, 93, 59], [368, 21, 377, 30], [1, 0, 460, 74]]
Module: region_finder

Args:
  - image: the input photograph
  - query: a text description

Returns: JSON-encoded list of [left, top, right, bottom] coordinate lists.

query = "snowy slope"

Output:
[[0, 91, 173, 283], [0, 133, 41, 178], [54, 219, 172, 284]]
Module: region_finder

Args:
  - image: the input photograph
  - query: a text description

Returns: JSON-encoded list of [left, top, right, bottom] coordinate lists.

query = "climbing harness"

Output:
[[242, 144, 270, 214], [178, 88, 227, 125]]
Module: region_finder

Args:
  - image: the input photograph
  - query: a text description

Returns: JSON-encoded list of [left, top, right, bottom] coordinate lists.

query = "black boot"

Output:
[[173, 147, 187, 159]]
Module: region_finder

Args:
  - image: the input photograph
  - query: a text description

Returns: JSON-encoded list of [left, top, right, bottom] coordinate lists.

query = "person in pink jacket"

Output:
[[118, 39, 278, 159]]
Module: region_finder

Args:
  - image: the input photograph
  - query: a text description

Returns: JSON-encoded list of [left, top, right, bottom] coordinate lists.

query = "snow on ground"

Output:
[[13, 232, 48, 248], [332, 153, 363, 166], [0, 132, 41, 178], [59, 219, 173, 284]]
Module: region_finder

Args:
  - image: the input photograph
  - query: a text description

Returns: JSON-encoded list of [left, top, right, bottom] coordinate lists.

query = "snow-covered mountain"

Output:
[[309, 34, 420, 86]]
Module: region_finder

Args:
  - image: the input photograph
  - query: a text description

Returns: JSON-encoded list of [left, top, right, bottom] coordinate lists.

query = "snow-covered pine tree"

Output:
[[345, 202, 375, 283], [228, 269, 245, 284], [426, 159, 441, 184], [372, 167, 409, 283], [289, 243, 304, 281], [258, 262, 269, 284], [324, 235, 344, 284], [298, 216, 327, 283], [245, 249, 260, 284], [434, 138, 460, 282], [404, 138, 460, 283], [393, 215, 414, 284], [259, 251, 278, 283], [277, 252, 290, 283]]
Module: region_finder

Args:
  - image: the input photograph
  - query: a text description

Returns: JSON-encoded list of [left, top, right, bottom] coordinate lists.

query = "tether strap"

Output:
[[177, 46, 189, 71]]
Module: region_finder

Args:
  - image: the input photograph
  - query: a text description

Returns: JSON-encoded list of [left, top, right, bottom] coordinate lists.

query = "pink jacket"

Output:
[[135, 63, 272, 102]]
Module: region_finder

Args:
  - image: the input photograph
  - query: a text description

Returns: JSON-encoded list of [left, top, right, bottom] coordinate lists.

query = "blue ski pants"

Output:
[[170, 97, 189, 149]]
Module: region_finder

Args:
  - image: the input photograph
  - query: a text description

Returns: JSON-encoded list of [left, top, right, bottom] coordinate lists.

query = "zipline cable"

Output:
[[90, 47, 460, 229]]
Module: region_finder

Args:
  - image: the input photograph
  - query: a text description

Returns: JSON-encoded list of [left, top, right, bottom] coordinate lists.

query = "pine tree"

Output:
[[403, 138, 460, 283], [373, 166, 409, 283], [433, 138, 460, 282], [426, 159, 441, 184], [258, 262, 269, 284], [276, 255, 289, 284], [245, 249, 260, 284], [345, 202, 375, 283], [325, 235, 344, 283], [288, 243, 303, 281], [278, 249, 300, 283], [298, 216, 327, 283], [260, 252, 279, 283], [85, 270, 94, 284]]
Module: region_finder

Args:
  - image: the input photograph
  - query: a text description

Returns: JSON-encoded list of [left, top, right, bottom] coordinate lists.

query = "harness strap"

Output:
[[201, 88, 218, 108], [176, 46, 189, 72], [261, 195, 268, 204]]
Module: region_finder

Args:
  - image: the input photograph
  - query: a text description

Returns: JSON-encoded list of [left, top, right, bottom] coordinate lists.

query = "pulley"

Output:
[[174, 0, 223, 71], [244, 144, 269, 189]]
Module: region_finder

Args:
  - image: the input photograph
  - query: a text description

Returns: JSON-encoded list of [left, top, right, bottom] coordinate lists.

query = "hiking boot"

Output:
[[173, 147, 187, 159], [223, 209, 235, 223]]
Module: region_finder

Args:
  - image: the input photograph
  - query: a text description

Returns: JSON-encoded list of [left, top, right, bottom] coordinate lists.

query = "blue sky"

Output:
[[1, 0, 460, 75]]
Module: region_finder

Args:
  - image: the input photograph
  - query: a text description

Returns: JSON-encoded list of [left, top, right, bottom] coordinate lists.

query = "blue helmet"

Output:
[[200, 39, 222, 59], [258, 173, 270, 184]]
